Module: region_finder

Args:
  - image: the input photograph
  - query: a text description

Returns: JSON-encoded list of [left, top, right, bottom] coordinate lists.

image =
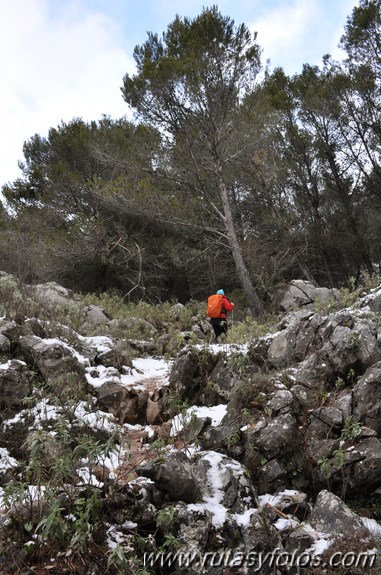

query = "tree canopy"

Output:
[[2, 1, 381, 310]]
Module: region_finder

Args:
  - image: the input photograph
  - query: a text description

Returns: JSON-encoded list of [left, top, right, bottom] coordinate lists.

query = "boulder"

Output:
[[277, 279, 341, 312], [267, 310, 319, 368], [353, 362, 381, 434], [18, 334, 86, 384], [95, 346, 132, 370], [290, 315, 380, 390], [0, 359, 31, 408], [107, 317, 158, 339], [138, 451, 203, 503], [25, 281, 76, 307], [168, 346, 220, 402], [81, 304, 110, 328], [309, 489, 372, 536], [248, 413, 303, 460], [0, 319, 20, 340], [265, 309, 379, 381], [95, 381, 150, 424], [345, 437, 381, 492]]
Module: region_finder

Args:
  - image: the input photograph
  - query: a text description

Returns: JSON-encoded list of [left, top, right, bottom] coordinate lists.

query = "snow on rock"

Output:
[[86, 356, 171, 394], [187, 451, 256, 528], [78, 335, 115, 355], [0, 448, 18, 474], [120, 357, 170, 390], [170, 404, 228, 437]]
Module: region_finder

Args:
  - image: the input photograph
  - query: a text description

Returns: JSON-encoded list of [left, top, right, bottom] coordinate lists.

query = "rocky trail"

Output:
[[1, 276, 381, 574]]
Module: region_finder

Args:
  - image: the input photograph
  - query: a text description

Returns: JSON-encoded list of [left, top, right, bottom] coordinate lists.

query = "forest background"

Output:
[[1, 0, 380, 316]]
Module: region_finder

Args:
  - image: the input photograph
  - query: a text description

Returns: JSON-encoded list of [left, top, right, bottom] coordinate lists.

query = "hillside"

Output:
[[0, 273, 381, 574]]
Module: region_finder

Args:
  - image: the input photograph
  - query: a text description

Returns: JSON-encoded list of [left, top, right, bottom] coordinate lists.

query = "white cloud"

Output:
[[248, 0, 357, 74], [0, 0, 358, 187], [0, 0, 133, 185]]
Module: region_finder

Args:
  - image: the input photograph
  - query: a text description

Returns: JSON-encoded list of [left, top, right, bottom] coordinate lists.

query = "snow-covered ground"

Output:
[[1, 344, 380, 566]]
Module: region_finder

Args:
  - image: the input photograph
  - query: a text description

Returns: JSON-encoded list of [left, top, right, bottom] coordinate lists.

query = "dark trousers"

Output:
[[210, 317, 228, 339]]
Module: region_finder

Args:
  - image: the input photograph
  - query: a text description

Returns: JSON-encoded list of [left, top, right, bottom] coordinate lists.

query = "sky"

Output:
[[0, 0, 358, 188]]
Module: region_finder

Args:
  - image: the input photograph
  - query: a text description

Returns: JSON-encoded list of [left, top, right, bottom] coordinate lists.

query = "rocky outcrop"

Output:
[[19, 334, 86, 384], [168, 346, 237, 404], [0, 359, 31, 408], [276, 279, 342, 312], [1, 275, 381, 574], [121, 452, 379, 575], [25, 281, 77, 307], [253, 309, 380, 379], [171, 294, 381, 498], [0, 313, 165, 424], [353, 362, 381, 434], [309, 489, 369, 534]]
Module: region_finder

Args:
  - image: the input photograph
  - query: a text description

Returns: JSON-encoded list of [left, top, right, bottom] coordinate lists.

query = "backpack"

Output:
[[206, 294, 223, 318]]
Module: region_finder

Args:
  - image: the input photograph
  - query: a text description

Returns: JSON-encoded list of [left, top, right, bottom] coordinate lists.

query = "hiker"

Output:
[[207, 289, 235, 342]]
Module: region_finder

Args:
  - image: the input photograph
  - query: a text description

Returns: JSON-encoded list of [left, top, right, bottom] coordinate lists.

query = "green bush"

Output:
[[81, 292, 203, 332], [227, 316, 274, 344], [0, 392, 122, 573]]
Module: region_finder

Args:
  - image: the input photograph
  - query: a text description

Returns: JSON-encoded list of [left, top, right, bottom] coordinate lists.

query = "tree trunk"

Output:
[[215, 162, 263, 316]]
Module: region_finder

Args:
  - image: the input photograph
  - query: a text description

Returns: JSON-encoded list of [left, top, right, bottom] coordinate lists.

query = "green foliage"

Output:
[[313, 296, 342, 316], [227, 352, 254, 375], [226, 316, 274, 344], [317, 456, 331, 479], [147, 437, 168, 461], [346, 368, 357, 387], [122, 6, 261, 124], [232, 370, 275, 409], [333, 447, 346, 469], [346, 330, 361, 348], [161, 325, 197, 359], [312, 270, 381, 315], [82, 291, 202, 333], [317, 390, 329, 406], [107, 543, 131, 571], [335, 376, 346, 390], [335, 368, 357, 390], [3, 1, 381, 305], [0, 387, 125, 572], [0, 274, 86, 341], [107, 543, 156, 574], [70, 491, 102, 550], [224, 428, 241, 450], [317, 416, 363, 500], [161, 389, 189, 421], [358, 270, 381, 291], [338, 272, 381, 311], [3, 476, 105, 557], [339, 287, 360, 310], [341, 416, 362, 440], [155, 506, 178, 530], [161, 389, 199, 447], [0, 274, 25, 320], [35, 498, 66, 544], [160, 533, 180, 551]]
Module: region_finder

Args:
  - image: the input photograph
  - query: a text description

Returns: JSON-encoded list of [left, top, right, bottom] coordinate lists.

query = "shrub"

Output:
[[0, 387, 124, 574], [226, 316, 274, 344], [81, 292, 203, 333]]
